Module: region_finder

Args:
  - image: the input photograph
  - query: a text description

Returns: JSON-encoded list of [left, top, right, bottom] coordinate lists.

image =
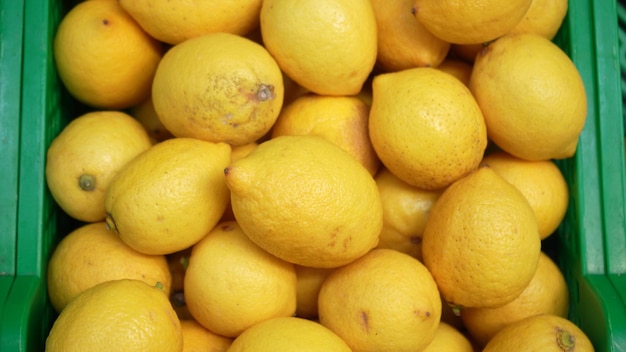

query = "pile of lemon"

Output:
[[43, 0, 596, 351]]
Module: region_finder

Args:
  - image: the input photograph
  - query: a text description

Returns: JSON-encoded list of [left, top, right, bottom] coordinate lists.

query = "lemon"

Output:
[[295, 265, 333, 319], [119, 0, 262, 45], [461, 251, 569, 347], [369, 67, 487, 190], [482, 151, 569, 239], [53, 0, 163, 109], [422, 166, 541, 309], [105, 138, 231, 255], [228, 317, 352, 352], [437, 58, 473, 87], [271, 93, 380, 176], [167, 248, 193, 321], [413, 0, 533, 44], [422, 322, 474, 352], [450, 43, 483, 63], [374, 168, 442, 261], [130, 96, 174, 143], [152, 32, 284, 147], [318, 248, 441, 352], [180, 320, 233, 352], [260, 0, 377, 95], [371, 0, 450, 72], [45, 279, 182, 352], [45, 110, 152, 222], [509, 0, 568, 40], [184, 221, 297, 337], [225, 135, 382, 268], [483, 314, 594, 351], [469, 33, 587, 161]]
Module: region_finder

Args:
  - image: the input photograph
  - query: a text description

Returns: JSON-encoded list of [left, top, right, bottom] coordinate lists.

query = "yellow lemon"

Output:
[[482, 314, 594, 351], [180, 320, 233, 352], [450, 43, 483, 63], [413, 0, 533, 44], [461, 251, 569, 347], [422, 166, 541, 309], [46, 279, 182, 352], [370, 0, 450, 72], [271, 93, 380, 176], [369, 67, 487, 190], [119, 0, 262, 45], [509, 0, 568, 39], [437, 58, 473, 87], [318, 248, 442, 352], [225, 135, 382, 268], [228, 317, 352, 352], [422, 322, 474, 352], [481, 151, 569, 239], [130, 96, 174, 143], [260, 0, 377, 95], [45, 110, 152, 222], [53, 0, 163, 109], [295, 265, 333, 320], [374, 168, 442, 261], [105, 138, 231, 255], [469, 33, 587, 161], [184, 221, 297, 338], [152, 32, 284, 147]]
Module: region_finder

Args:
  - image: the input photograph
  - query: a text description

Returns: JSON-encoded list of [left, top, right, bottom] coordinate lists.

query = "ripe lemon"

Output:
[[271, 93, 380, 176], [374, 168, 442, 261], [437, 58, 473, 87], [105, 138, 231, 255], [295, 265, 333, 319], [119, 0, 262, 45], [370, 0, 450, 72], [422, 322, 474, 352], [450, 43, 483, 63], [53, 0, 163, 109], [228, 317, 351, 352], [184, 221, 297, 337], [369, 67, 487, 190], [469, 33, 587, 161], [46, 279, 182, 352], [260, 0, 377, 95], [461, 251, 569, 347], [509, 0, 568, 39], [45, 110, 152, 222], [152, 33, 284, 147], [47, 222, 171, 313], [318, 248, 441, 352], [482, 151, 569, 239], [483, 314, 594, 351], [180, 319, 233, 352], [422, 166, 541, 309], [130, 96, 174, 143], [412, 0, 532, 44], [225, 135, 382, 268]]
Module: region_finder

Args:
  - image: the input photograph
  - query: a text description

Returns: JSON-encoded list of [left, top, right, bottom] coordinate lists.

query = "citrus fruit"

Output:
[[180, 319, 233, 352], [422, 322, 474, 352], [105, 138, 231, 255], [151, 32, 284, 147], [225, 135, 382, 268], [369, 67, 487, 190], [509, 0, 568, 39], [295, 265, 333, 319], [130, 96, 174, 143], [184, 221, 297, 337], [437, 58, 473, 87], [260, 0, 377, 95], [53, 0, 163, 109], [422, 166, 541, 309]]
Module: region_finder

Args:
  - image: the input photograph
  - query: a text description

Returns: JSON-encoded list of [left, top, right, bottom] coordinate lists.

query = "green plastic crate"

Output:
[[3, 0, 626, 350]]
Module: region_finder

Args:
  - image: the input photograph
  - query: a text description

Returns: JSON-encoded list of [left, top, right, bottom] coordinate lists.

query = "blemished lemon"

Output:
[[180, 319, 233, 352], [45, 110, 152, 222], [271, 93, 380, 176], [469, 33, 587, 161], [437, 58, 473, 87], [481, 151, 569, 239], [105, 138, 231, 255], [461, 251, 569, 347], [53, 0, 163, 109], [152, 32, 284, 147], [184, 221, 297, 338], [318, 248, 441, 352], [370, 0, 450, 72], [225, 135, 382, 268], [129, 96, 174, 143], [45, 279, 182, 352], [422, 322, 474, 352], [374, 168, 442, 261], [422, 166, 541, 309], [369, 67, 487, 190], [260, 0, 377, 96], [119, 0, 262, 45], [228, 317, 352, 352], [509, 0, 568, 40], [47, 222, 171, 313], [412, 0, 533, 44], [482, 314, 594, 352], [295, 265, 333, 319]]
